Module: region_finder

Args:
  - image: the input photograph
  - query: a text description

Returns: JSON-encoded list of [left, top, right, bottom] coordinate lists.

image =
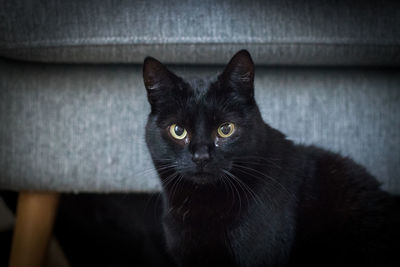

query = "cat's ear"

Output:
[[220, 50, 255, 98], [143, 57, 178, 105]]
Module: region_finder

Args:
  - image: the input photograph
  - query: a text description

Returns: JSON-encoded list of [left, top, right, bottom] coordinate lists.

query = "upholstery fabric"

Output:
[[0, 59, 399, 193], [0, 0, 399, 65]]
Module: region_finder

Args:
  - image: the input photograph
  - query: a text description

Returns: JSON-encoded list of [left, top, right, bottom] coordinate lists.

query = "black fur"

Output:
[[143, 50, 399, 266]]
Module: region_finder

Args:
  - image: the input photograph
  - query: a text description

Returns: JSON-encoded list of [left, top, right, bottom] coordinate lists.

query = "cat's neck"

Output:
[[162, 180, 252, 224]]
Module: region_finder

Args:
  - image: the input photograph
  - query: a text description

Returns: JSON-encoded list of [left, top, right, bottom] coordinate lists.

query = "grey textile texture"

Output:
[[0, 59, 399, 193], [0, 0, 400, 65]]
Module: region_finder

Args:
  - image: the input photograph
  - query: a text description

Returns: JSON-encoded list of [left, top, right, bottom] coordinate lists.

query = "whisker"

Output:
[[133, 163, 177, 178], [225, 172, 243, 215], [218, 174, 235, 213], [171, 174, 184, 201], [232, 156, 282, 169], [224, 169, 264, 207], [232, 164, 297, 202], [230, 166, 282, 209], [225, 170, 251, 207], [233, 155, 281, 161], [223, 170, 246, 214], [155, 165, 178, 173], [161, 172, 180, 188]]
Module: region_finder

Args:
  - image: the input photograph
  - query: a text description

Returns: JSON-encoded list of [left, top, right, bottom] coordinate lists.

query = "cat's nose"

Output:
[[192, 146, 210, 168]]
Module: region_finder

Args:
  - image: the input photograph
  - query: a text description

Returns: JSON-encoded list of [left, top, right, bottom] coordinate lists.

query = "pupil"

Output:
[[174, 125, 184, 136], [221, 124, 231, 134]]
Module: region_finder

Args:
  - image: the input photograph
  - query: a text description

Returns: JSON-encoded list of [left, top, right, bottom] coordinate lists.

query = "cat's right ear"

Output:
[[219, 50, 255, 99], [143, 57, 176, 105]]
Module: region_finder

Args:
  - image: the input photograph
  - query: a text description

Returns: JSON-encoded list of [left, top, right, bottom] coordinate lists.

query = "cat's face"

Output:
[[144, 50, 265, 185]]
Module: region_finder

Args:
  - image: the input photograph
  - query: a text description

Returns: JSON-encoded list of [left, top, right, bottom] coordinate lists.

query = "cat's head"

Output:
[[143, 50, 270, 185]]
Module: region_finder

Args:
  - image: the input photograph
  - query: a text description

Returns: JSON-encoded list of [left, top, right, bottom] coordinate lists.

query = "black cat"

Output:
[[143, 50, 399, 267]]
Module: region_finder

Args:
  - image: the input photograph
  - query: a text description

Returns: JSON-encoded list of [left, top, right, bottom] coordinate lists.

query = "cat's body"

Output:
[[143, 50, 399, 266]]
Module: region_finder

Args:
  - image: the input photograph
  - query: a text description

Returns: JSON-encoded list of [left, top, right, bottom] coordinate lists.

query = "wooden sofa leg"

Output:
[[9, 192, 60, 267]]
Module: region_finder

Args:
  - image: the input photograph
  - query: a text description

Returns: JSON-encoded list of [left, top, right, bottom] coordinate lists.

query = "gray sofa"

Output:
[[1, 0, 399, 194], [0, 0, 399, 265]]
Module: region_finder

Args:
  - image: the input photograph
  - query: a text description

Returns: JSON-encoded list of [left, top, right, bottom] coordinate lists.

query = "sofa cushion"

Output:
[[0, 59, 399, 193], [0, 0, 399, 65]]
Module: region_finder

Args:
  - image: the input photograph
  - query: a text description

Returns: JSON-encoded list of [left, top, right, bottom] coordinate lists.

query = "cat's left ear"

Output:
[[220, 50, 255, 98], [143, 56, 179, 106]]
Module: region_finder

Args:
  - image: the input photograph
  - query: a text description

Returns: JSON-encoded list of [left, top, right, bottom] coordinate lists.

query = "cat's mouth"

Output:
[[187, 171, 216, 185], [192, 171, 213, 178]]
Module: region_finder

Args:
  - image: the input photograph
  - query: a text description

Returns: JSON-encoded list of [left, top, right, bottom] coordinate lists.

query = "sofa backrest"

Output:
[[1, 0, 399, 65]]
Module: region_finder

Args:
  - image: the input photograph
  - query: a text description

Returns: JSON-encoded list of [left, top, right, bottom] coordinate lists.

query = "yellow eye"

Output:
[[169, 124, 187, 140], [217, 122, 235, 138]]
